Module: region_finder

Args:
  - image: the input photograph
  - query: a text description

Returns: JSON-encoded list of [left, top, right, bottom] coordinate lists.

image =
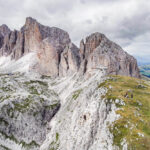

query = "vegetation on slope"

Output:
[[99, 75, 150, 149]]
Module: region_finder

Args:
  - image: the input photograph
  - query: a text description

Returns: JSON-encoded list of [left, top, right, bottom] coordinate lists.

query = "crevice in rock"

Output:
[[21, 32, 25, 55], [57, 52, 62, 76], [64, 55, 69, 70], [0, 35, 4, 49], [129, 63, 132, 76], [83, 59, 88, 74], [14, 30, 18, 46]]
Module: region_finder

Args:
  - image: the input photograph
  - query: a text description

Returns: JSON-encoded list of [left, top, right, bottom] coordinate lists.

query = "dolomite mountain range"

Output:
[[0, 17, 144, 150], [0, 17, 140, 78]]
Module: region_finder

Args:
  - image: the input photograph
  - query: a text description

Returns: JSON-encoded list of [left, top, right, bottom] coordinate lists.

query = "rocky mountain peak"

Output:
[[80, 32, 140, 78], [25, 17, 37, 26], [0, 24, 10, 36], [0, 24, 11, 50], [80, 32, 106, 60], [0, 17, 140, 78], [85, 32, 105, 52]]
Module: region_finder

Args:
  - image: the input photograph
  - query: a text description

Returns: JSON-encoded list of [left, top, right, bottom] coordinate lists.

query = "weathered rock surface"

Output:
[[0, 17, 80, 77], [40, 70, 119, 150], [0, 24, 10, 36], [0, 17, 140, 78], [0, 24, 11, 52], [59, 43, 81, 76], [0, 69, 120, 150], [0, 73, 60, 150], [79, 32, 140, 78]]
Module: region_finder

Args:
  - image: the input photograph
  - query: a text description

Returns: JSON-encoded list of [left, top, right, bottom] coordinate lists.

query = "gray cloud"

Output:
[[0, 0, 150, 63], [80, 0, 121, 4], [117, 12, 150, 39]]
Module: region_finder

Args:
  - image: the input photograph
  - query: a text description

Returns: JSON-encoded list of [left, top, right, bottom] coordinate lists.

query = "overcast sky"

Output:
[[0, 0, 150, 64]]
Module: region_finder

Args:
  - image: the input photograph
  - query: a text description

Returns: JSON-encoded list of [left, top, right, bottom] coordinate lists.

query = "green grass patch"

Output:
[[100, 75, 150, 149], [24, 80, 48, 87], [48, 133, 60, 150], [56, 133, 59, 141], [12, 98, 32, 113], [72, 89, 82, 100]]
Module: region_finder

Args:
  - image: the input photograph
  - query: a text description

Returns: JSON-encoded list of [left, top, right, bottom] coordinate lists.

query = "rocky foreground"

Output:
[[0, 71, 150, 150], [0, 70, 120, 150]]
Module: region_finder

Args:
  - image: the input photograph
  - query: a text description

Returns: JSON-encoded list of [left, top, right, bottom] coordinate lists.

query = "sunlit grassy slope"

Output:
[[99, 75, 150, 149]]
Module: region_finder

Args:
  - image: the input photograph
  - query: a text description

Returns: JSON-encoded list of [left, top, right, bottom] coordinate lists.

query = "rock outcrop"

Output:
[[0, 17, 140, 78]]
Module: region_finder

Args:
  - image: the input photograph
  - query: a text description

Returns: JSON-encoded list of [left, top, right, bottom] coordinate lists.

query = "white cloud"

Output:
[[0, 0, 150, 63]]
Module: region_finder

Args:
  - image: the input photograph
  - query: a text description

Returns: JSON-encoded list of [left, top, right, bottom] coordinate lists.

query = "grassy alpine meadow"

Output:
[[99, 75, 150, 149]]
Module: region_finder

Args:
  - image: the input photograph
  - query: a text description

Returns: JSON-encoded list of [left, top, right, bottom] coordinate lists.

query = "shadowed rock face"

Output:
[[0, 17, 140, 78]]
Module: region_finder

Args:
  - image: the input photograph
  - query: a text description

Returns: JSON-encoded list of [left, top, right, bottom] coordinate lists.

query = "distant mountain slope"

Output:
[[140, 65, 150, 78]]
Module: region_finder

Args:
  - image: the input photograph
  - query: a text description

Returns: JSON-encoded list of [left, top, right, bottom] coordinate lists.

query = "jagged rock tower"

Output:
[[0, 17, 140, 78]]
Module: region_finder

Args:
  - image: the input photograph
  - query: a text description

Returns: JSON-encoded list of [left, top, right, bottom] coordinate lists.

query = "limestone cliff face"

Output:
[[0, 17, 80, 77], [0, 17, 140, 78], [79, 33, 140, 78]]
